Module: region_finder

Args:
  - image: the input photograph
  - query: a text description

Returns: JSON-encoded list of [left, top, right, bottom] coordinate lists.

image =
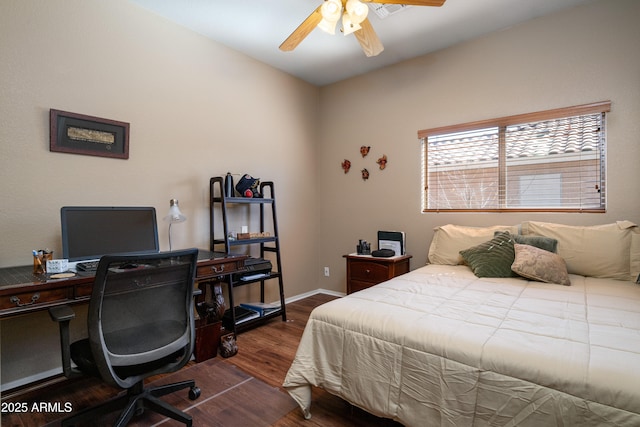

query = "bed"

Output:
[[283, 221, 640, 426]]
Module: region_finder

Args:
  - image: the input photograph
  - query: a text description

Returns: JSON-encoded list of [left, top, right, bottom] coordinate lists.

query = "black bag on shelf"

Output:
[[235, 174, 262, 198]]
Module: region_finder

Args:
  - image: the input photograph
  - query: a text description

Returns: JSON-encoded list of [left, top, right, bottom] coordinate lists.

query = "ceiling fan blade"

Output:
[[354, 18, 384, 57], [279, 6, 323, 52], [363, 0, 446, 6]]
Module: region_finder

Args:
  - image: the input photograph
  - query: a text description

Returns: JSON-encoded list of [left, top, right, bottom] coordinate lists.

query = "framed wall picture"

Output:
[[50, 109, 129, 159]]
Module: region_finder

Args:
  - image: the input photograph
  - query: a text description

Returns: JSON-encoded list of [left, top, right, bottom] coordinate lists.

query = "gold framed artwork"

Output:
[[50, 109, 129, 159]]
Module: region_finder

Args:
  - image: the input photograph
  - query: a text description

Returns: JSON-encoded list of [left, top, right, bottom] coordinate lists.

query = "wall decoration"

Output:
[[342, 159, 352, 173], [377, 154, 388, 170], [340, 146, 385, 180], [50, 109, 130, 159]]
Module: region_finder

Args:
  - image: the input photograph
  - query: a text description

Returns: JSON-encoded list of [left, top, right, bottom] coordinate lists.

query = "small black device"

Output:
[[76, 260, 99, 272], [372, 249, 395, 258], [233, 257, 272, 281]]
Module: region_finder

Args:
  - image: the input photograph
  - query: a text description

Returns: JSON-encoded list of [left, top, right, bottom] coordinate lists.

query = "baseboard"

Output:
[[285, 288, 344, 304], [1, 367, 64, 397]]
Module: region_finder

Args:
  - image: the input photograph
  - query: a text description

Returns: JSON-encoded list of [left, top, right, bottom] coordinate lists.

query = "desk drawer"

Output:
[[75, 283, 93, 298], [0, 288, 70, 311], [350, 261, 389, 283], [197, 261, 241, 278]]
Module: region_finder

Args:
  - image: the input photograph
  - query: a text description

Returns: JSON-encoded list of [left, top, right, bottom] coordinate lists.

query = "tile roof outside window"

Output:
[[420, 103, 609, 212]]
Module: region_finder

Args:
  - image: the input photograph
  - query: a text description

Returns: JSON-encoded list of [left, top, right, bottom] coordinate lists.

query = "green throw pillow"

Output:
[[460, 231, 517, 278], [494, 231, 558, 253]]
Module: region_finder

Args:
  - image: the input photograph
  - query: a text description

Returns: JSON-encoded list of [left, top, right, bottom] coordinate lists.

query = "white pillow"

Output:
[[428, 224, 519, 265], [522, 221, 637, 280]]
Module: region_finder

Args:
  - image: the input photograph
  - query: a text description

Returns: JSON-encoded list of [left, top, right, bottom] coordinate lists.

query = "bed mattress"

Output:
[[283, 264, 640, 426]]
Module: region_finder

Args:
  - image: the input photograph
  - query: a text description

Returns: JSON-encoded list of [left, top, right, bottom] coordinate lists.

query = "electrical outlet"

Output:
[[324, 267, 330, 277]]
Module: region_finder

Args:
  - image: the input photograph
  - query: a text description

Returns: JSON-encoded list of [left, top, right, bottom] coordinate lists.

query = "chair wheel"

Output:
[[189, 386, 201, 400]]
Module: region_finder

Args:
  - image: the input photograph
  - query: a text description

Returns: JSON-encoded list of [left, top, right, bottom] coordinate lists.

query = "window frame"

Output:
[[418, 101, 610, 213]]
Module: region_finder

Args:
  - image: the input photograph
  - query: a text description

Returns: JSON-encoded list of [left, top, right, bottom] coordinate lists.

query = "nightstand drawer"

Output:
[[350, 261, 389, 283], [344, 254, 412, 295], [349, 279, 378, 294]]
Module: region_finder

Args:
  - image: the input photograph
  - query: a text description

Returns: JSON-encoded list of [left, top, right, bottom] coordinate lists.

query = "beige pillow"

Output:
[[428, 224, 519, 265], [631, 232, 640, 282], [521, 221, 636, 280], [511, 244, 571, 286]]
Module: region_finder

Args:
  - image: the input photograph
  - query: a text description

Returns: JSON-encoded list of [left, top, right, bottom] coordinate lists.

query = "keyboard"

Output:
[[76, 260, 99, 272]]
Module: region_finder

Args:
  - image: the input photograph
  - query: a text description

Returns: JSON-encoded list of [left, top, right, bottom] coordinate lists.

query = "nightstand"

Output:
[[343, 254, 412, 294]]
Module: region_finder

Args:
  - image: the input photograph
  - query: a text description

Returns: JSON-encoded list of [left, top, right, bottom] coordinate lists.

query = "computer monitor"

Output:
[[60, 206, 160, 261]]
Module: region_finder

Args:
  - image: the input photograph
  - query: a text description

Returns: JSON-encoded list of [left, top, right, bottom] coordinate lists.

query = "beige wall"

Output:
[[0, 0, 320, 292], [316, 0, 640, 292], [0, 0, 319, 387]]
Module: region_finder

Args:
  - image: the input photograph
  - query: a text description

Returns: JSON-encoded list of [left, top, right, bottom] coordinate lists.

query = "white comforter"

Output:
[[283, 265, 640, 426]]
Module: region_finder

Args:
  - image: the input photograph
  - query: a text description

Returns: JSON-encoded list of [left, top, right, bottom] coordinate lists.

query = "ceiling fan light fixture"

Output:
[[318, 0, 342, 34], [346, 0, 368, 25], [342, 14, 362, 36], [321, 0, 342, 20], [318, 18, 338, 35], [282, 0, 446, 57]]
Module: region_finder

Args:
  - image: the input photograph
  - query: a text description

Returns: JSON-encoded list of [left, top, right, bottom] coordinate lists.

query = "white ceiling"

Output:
[[129, 0, 594, 86]]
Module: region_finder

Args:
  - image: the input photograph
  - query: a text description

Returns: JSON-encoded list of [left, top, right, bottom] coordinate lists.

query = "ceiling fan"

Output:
[[280, 0, 446, 57]]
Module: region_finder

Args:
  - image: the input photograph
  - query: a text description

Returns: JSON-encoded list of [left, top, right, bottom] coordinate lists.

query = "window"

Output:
[[418, 102, 610, 212]]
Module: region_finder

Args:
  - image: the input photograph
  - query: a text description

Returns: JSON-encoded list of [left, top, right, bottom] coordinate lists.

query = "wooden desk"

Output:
[[0, 250, 247, 394], [0, 250, 246, 319]]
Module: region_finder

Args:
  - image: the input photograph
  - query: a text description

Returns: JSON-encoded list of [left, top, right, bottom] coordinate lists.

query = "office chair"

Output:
[[49, 249, 201, 427]]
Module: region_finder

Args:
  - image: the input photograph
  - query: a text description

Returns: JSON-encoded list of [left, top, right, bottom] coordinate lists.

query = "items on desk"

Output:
[[50, 272, 76, 279], [76, 260, 99, 273], [32, 249, 53, 274], [46, 258, 69, 273]]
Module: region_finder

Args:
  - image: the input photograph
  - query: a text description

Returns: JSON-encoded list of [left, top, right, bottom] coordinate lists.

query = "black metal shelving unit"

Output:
[[209, 176, 286, 333]]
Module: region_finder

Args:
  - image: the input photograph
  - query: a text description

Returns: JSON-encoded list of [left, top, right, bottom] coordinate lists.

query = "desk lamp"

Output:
[[164, 199, 186, 251]]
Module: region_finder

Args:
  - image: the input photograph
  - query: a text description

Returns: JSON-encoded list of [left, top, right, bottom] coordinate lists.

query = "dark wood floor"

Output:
[[2, 294, 402, 426]]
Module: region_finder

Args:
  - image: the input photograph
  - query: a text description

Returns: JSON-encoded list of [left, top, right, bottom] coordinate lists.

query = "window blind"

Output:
[[419, 102, 609, 212]]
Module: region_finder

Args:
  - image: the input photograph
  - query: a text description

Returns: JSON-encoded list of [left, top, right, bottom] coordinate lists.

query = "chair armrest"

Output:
[[49, 305, 76, 322], [48, 305, 81, 378]]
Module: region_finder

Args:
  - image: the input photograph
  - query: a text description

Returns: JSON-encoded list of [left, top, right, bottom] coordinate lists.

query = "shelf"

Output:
[[210, 176, 286, 334], [212, 196, 274, 204], [225, 308, 285, 332], [231, 272, 281, 287], [229, 236, 277, 246], [212, 238, 277, 247]]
